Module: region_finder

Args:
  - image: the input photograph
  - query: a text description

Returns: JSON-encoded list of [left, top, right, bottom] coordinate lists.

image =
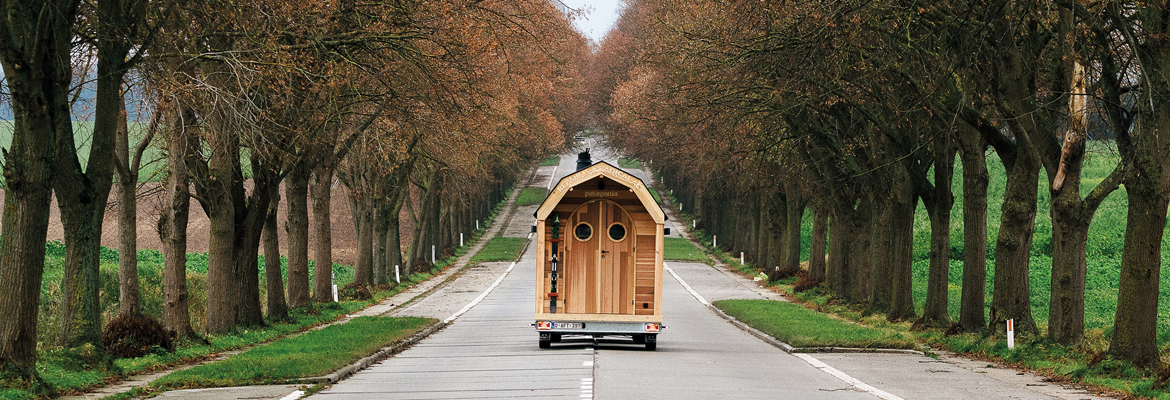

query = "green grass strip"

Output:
[[539, 156, 560, 167], [471, 237, 528, 262], [714, 299, 919, 349], [664, 237, 708, 261], [515, 187, 549, 206], [618, 158, 642, 169], [153, 317, 434, 389]]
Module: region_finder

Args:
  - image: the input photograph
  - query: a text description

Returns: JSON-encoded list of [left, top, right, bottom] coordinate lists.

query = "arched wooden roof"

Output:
[[534, 161, 666, 224]]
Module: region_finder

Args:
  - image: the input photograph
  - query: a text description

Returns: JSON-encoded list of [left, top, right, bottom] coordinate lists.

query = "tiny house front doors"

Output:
[[564, 199, 634, 314]]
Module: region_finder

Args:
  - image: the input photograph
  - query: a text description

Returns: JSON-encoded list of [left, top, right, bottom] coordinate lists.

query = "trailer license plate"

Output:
[[555, 322, 584, 329]]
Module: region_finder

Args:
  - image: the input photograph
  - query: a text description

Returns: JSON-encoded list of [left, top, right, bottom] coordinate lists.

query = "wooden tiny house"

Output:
[[533, 151, 666, 350]]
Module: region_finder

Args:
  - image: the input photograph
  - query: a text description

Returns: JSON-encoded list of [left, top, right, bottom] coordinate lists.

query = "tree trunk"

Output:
[[1110, 78, 1170, 368], [56, 34, 131, 347], [1110, 183, 1169, 368], [0, 0, 73, 376], [374, 180, 410, 285], [285, 162, 311, 307], [115, 98, 142, 317], [984, 5, 1047, 337], [311, 165, 336, 302], [1048, 206, 1088, 344], [373, 204, 389, 286], [755, 192, 771, 272], [160, 107, 198, 341], [231, 164, 275, 328], [1102, 8, 1168, 365], [923, 136, 955, 326], [887, 168, 917, 322], [847, 198, 873, 304], [781, 185, 804, 274], [202, 120, 240, 334], [1047, 61, 1093, 345], [56, 199, 107, 347], [988, 146, 1041, 336], [826, 205, 851, 301], [189, 106, 273, 332], [869, 194, 893, 312], [807, 206, 828, 283], [352, 195, 374, 288], [384, 203, 404, 283], [957, 131, 989, 332], [264, 201, 288, 321], [769, 193, 786, 272], [409, 168, 440, 273]]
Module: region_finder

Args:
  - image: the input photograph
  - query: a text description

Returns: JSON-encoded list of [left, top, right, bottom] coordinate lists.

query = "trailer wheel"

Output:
[[539, 340, 551, 349], [551, 333, 563, 342], [645, 334, 657, 351], [539, 332, 552, 349], [632, 334, 646, 344]]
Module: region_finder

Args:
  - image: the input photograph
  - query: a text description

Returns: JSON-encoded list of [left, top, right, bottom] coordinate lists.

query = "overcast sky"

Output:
[[557, 0, 624, 44]]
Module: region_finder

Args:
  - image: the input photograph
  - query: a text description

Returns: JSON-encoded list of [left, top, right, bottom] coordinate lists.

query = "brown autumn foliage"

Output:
[[592, 0, 1170, 369]]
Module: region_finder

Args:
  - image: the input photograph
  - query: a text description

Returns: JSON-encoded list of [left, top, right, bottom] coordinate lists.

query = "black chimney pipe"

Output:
[[576, 149, 592, 171]]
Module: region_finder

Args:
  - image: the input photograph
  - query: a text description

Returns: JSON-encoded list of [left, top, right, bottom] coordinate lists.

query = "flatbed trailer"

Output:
[[533, 151, 666, 350]]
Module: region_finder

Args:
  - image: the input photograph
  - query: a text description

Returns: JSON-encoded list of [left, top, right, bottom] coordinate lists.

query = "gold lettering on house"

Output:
[[581, 191, 621, 197], [551, 164, 646, 196]]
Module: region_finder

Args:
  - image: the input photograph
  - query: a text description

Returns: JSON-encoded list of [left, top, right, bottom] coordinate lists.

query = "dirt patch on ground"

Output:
[[1, 181, 364, 266]]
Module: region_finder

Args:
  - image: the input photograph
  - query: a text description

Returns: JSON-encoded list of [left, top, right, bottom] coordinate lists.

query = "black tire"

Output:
[[632, 334, 646, 344], [539, 340, 551, 349], [551, 333, 562, 342], [645, 341, 656, 351]]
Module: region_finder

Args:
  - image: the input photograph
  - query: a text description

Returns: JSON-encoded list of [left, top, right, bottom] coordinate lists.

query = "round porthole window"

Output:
[[574, 222, 593, 241], [608, 223, 627, 242]]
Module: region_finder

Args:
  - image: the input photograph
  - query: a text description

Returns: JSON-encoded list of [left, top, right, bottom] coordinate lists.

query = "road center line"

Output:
[[444, 261, 517, 323], [668, 263, 901, 400]]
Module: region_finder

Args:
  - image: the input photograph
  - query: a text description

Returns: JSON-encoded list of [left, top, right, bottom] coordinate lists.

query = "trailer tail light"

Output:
[[644, 323, 660, 333], [536, 321, 552, 330]]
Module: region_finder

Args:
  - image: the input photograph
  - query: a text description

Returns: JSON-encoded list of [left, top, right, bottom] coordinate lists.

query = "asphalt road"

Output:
[[310, 139, 1106, 400]]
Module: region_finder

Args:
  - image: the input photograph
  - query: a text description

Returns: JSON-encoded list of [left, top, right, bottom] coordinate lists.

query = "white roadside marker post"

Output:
[[432, 245, 436, 265], [460, 232, 464, 247], [395, 265, 401, 284], [331, 272, 338, 302], [1007, 319, 1015, 350], [740, 252, 744, 265], [713, 235, 717, 248]]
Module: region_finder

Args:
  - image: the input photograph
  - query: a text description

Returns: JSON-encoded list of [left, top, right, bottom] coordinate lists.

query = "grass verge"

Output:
[[471, 237, 528, 262], [664, 237, 709, 262], [714, 299, 919, 350], [515, 188, 549, 206], [539, 156, 560, 167], [618, 158, 642, 169], [151, 317, 435, 390]]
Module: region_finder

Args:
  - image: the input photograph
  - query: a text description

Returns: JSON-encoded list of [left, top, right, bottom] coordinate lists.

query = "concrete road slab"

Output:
[[665, 261, 786, 302], [154, 384, 303, 399], [811, 352, 1104, 400], [593, 262, 876, 400], [313, 252, 595, 399]]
